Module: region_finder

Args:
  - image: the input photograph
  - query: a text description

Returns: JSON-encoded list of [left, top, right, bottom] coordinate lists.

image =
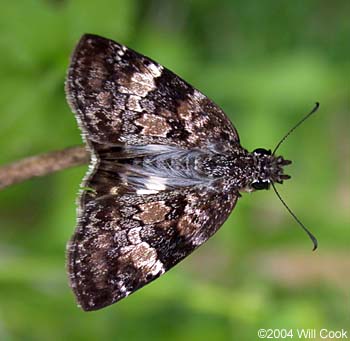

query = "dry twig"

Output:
[[0, 146, 89, 190]]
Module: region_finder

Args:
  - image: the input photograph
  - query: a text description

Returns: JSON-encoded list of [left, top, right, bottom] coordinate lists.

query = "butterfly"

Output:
[[65, 34, 317, 311]]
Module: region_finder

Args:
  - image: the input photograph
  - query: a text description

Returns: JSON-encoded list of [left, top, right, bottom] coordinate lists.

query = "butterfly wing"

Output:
[[66, 34, 241, 311], [68, 181, 238, 311], [65, 34, 239, 151]]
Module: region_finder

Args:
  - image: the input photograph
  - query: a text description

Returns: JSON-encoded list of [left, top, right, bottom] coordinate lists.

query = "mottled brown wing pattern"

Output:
[[68, 181, 238, 311], [65, 34, 239, 151], [66, 34, 242, 311]]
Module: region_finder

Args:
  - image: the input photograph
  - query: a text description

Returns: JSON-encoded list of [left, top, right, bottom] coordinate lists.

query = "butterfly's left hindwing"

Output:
[[68, 184, 238, 311]]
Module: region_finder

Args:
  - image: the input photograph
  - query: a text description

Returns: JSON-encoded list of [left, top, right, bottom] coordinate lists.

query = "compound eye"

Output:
[[253, 148, 272, 155], [251, 180, 270, 190]]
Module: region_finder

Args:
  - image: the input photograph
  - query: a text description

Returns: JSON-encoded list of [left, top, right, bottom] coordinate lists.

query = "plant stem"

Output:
[[0, 146, 89, 190]]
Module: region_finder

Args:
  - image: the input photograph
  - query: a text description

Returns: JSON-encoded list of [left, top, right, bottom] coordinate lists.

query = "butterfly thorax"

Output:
[[197, 150, 291, 191]]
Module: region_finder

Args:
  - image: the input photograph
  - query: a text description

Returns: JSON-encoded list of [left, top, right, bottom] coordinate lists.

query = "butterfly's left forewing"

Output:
[[65, 34, 239, 151]]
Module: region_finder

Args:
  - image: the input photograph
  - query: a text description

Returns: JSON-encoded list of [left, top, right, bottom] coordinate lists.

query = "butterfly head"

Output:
[[249, 148, 292, 191]]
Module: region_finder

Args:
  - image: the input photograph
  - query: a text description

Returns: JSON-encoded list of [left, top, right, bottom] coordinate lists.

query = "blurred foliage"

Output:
[[0, 1, 349, 340]]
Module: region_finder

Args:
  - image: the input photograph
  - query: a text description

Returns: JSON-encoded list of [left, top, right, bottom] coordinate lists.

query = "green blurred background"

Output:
[[0, 1, 349, 340]]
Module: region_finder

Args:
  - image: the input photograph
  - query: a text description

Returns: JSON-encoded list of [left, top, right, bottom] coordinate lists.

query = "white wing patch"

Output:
[[136, 176, 168, 194]]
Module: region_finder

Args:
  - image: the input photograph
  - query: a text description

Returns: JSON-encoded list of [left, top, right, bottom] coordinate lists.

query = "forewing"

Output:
[[65, 34, 239, 151], [68, 181, 238, 311]]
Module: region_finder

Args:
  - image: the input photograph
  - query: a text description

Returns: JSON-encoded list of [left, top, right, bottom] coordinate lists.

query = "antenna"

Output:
[[271, 182, 318, 251], [273, 102, 320, 155]]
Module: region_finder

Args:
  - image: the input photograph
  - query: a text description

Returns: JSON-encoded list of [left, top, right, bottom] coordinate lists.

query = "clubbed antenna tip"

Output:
[[273, 102, 320, 155], [271, 182, 318, 251]]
